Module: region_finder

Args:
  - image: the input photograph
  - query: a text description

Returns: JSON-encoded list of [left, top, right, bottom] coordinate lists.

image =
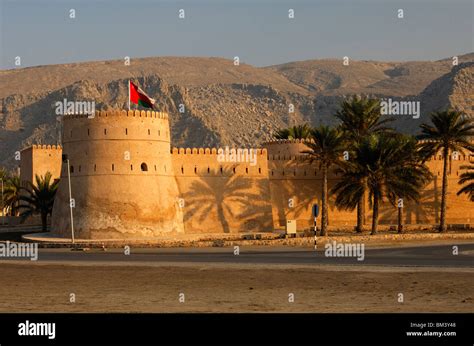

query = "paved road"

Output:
[[2, 243, 474, 267]]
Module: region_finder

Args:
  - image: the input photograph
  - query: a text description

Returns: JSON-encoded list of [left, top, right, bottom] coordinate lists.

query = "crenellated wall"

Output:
[[20, 111, 472, 240]]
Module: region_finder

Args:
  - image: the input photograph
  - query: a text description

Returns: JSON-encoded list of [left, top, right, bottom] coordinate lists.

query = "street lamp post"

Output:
[[63, 155, 75, 244]]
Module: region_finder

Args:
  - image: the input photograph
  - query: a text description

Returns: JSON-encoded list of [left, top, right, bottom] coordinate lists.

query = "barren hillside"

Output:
[[1, 54, 473, 169]]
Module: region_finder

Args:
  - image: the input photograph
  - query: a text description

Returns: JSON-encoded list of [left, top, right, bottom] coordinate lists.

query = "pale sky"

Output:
[[1, 0, 473, 69]]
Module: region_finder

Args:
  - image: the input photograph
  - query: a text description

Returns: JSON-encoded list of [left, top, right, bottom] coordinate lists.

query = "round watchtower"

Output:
[[51, 109, 184, 239]]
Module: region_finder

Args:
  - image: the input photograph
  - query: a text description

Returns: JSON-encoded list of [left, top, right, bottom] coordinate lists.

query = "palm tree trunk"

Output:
[[41, 212, 48, 232], [371, 194, 379, 235], [356, 196, 364, 233], [355, 181, 366, 233], [321, 164, 328, 236], [439, 146, 449, 232], [361, 190, 366, 225], [397, 206, 403, 233]]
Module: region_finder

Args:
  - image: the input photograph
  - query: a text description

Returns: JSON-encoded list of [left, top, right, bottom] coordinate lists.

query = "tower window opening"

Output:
[[220, 167, 223, 174], [70, 166, 74, 173], [158, 130, 161, 136], [78, 165, 81, 172], [164, 165, 167, 172], [131, 164, 133, 171], [104, 129, 107, 135], [181, 166, 184, 174], [194, 167, 197, 174], [87, 129, 90, 136], [148, 129, 150, 135], [258, 167, 261, 174], [246, 167, 248, 174], [125, 128, 128, 135], [94, 164, 97, 172], [154, 165, 157, 171], [70, 130, 73, 138], [112, 164, 115, 171], [233, 167, 236, 174], [141, 163, 148, 172], [208, 167, 210, 174]]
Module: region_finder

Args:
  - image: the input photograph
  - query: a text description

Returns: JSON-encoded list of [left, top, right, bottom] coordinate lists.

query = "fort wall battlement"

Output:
[[26, 144, 63, 150], [171, 147, 267, 155]]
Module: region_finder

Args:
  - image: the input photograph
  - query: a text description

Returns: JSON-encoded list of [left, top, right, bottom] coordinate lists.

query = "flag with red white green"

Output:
[[129, 81, 156, 109]]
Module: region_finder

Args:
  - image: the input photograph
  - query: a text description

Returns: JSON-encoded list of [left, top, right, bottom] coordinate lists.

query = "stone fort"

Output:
[[19, 109, 473, 239]]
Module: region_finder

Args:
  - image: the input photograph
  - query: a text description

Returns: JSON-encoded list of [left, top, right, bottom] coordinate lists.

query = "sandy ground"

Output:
[[0, 263, 472, 313]]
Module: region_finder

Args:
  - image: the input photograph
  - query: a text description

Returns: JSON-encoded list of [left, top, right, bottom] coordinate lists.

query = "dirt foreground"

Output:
[[0, 263, 472, 312]]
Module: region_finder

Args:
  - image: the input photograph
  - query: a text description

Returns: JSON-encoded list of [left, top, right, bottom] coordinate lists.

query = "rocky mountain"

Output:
[[1, 54, 473, 169]]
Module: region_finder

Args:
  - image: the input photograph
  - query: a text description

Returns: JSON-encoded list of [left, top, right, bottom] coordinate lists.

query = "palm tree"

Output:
[[274, 123, 312, 140], [418, 110, 474, 232], [386, 138, 432, 233], [333, 134, 431, 235], [303, 126, 346, 236], [4, 175, 22, 216], [18, 172, 59, 231], [457, 164, 474, 202], [335, 95, 394, 232], [335, 96, 394, 141]]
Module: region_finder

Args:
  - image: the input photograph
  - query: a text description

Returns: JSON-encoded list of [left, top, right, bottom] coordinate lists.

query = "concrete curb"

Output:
[[20, 231, 474, 248]]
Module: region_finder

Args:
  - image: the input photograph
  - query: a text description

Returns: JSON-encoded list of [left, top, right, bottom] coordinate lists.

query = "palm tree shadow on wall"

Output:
[[237, 178, 274, 232], [183, 167, 267, 233], [379, 184, 439, 225], [410, 179, 440, 224]]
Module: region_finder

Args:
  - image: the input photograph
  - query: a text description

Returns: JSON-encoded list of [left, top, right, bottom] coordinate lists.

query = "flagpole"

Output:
[[128, 80, 130, 111]]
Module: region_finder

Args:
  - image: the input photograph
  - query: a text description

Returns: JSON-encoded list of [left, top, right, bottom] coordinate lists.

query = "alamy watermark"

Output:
[[324, 241, 365, 261], [55, 98, 95, 118], [18, 320, 55, 339], [380, 98, 420, 119], [217, 147, 257, 166], [0, 241, 38, 261]]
